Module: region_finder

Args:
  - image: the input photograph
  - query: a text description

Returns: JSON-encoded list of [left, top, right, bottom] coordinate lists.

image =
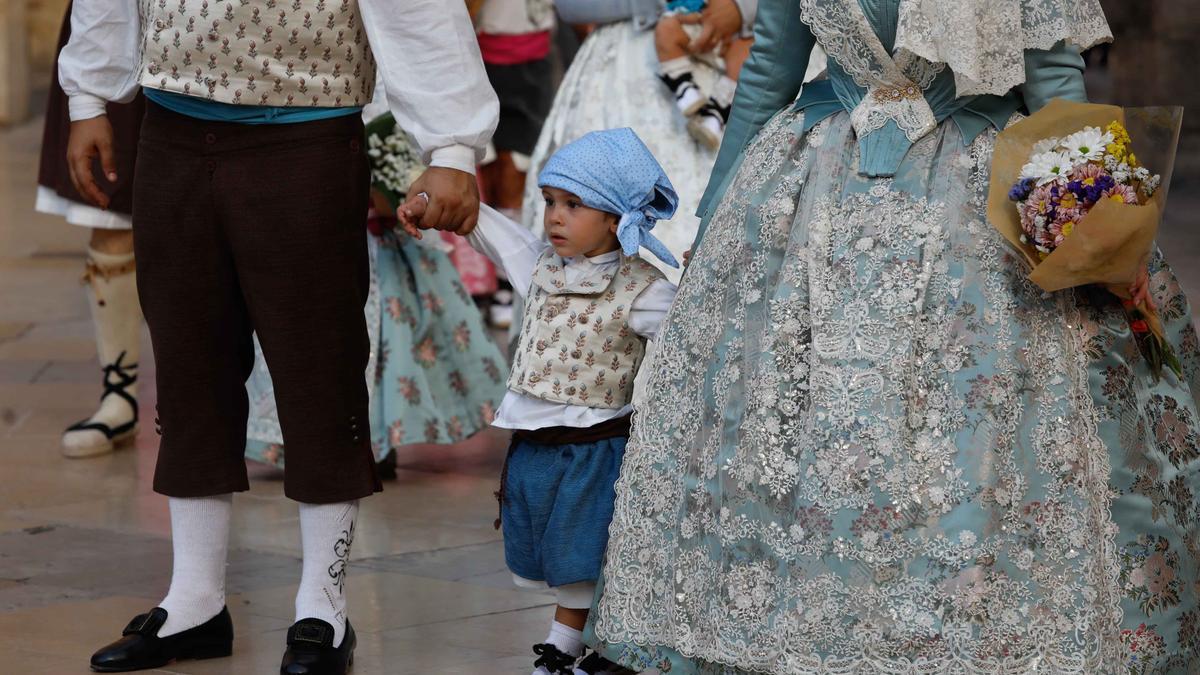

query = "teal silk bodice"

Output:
[[697, 0, 1089, 223]]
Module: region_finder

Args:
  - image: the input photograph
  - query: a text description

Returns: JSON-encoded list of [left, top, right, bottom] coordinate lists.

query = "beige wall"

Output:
[[0, 0, 66, 125], [27, 0, 69, 72]]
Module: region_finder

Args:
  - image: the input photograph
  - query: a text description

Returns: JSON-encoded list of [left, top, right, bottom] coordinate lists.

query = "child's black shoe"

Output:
[[531, 642, 578, 675]]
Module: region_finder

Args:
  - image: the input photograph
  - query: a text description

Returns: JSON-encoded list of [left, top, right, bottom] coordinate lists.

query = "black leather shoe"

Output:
[[280, 618, 355, 675], [90, 607, 233, 672]]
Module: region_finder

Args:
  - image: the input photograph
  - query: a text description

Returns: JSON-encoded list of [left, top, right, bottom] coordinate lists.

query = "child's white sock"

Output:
[[659, 56, 694, 80], [546, 621, 584, 656], [532, 621, 584, 675], [157, 495, 232, 637], [295, 500, 358, 648], [660, 57, 705, 116]]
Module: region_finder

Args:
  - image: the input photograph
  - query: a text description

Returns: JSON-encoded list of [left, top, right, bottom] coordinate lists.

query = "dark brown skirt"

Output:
[[36, 2, 145, 218]]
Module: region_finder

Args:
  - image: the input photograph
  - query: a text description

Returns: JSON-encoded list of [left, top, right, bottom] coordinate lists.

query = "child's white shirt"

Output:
[[468, 205, 678, 431]]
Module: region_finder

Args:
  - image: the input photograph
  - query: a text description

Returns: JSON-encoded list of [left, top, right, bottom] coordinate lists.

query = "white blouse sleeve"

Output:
[[58, 0, 143, 120], [466, 205, 548, 301], [628, 278, 678, 341], [357, 0, 499, 174]]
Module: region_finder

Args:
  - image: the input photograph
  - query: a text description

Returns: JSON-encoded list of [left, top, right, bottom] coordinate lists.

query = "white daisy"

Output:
[[1031, 137, 1062, 154], [1061, 127, 1113, 162], [1020, 150, 1076, 186]]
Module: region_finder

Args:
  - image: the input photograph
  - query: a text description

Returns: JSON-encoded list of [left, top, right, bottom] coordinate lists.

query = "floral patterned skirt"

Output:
[[588, 109, 1200, 673], [246, 232, 507, 466]]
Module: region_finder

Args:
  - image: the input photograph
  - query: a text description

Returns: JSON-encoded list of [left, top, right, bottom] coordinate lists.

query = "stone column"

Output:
[[0, 0, 32, 125]]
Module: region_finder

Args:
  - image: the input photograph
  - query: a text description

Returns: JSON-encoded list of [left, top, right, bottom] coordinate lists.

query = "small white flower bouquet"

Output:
[[364, 112, 426, 212]]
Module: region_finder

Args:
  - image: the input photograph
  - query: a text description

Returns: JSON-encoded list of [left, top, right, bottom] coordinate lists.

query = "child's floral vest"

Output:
[[138, 0, 376, 107], [508, 251, 664, 409]]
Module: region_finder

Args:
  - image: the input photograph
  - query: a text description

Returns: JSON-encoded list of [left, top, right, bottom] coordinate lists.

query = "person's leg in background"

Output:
[[35, 5, 148, 458], [60, 226, 143, 457], [477, 29, 556, 330]]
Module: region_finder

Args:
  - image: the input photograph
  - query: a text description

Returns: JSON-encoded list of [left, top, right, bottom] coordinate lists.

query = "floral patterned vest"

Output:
[[138, 0, 376, 107], [509, 251, 665, 410]]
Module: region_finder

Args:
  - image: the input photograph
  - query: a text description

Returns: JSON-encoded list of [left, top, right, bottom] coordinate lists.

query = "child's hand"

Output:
[[683, 249, 693, 266], [687, 0, 743, 54], [396, 192, 428, 239]]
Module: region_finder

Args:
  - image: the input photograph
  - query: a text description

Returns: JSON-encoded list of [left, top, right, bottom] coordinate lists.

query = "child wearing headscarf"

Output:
[[402, 128, 678, 675]]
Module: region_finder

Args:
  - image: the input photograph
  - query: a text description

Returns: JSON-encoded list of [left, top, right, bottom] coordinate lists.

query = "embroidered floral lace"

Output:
[[593, 108, 1128, 672]]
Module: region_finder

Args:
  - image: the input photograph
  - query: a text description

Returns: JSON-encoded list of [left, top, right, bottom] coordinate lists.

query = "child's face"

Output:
[[541, 187, 620, 259]]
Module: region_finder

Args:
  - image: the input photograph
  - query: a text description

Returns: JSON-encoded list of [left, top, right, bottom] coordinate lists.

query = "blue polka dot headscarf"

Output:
[[538, 128, 680, 268]]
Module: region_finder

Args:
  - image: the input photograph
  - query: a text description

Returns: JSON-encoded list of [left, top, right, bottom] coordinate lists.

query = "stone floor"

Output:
[[2, 78, 1199, 674]]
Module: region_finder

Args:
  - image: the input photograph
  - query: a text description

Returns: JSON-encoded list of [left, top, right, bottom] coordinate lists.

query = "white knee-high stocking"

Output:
[[157, 494, 232, 637], [295, 501, 358, 647]]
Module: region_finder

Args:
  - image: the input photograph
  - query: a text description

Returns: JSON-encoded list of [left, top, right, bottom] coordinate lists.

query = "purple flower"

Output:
[[1009, 177, 1037, 202]]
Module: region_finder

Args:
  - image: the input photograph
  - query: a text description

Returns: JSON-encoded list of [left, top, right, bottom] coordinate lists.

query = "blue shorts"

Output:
[[501, 436, 627, 587]]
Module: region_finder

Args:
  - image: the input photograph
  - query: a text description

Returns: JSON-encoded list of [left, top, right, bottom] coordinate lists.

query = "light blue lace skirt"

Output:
[[588, 109, 1200, 673]]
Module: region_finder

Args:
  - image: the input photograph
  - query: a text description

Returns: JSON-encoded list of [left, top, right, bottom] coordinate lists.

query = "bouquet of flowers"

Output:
[[364, 112, 425, 212], [987, 99, 1184, 379], [1010, 122, 1160, 257]]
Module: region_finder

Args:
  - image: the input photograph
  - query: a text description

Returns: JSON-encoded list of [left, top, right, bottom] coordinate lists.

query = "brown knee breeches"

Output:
[[134, 102, 380, 503]]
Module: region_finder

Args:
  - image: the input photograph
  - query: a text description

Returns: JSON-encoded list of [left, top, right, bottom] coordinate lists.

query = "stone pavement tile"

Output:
[[457, 568, 527, 591], [0, 455, 151, 514], [33, 360, 107, 384], [352, 540, 513, 590], [0, 322, 32, 341], [3, 407, 94, 439], [0, 260, 90, 325], [230, 572, 550, 633], [0, 525, 173, 595], [0, 335, 97, 362], [0, 582, 110, 613], [0, 406, 30, 435], [0, 381, 103, 411], [0, 595, 162, 662], [379, 605, 555, 657], [363, 470, 505, 530], [231, 509, 502, 560], [20, 318, 100, 342], [392, 426, 512, 478], [0, 524, 303, 609], [0, 359, 48, 384]]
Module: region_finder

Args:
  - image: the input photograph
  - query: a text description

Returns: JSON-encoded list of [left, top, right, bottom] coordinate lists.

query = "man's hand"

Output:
[[688, 0, 744, 54], [67, 116, 118, 209], [396, 166, 481, 238]]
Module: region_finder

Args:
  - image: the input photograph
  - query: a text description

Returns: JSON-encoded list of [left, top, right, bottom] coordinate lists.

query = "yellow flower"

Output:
[[1106, 121, 1131, 144], [1059, 192, 1078, 209], [1062, 222, 1075, 236], [1127, 153, 1139, 167]]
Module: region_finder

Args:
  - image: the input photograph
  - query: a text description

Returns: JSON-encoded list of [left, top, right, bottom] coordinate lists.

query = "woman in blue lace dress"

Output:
[[588, 0, 1200, 672]]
